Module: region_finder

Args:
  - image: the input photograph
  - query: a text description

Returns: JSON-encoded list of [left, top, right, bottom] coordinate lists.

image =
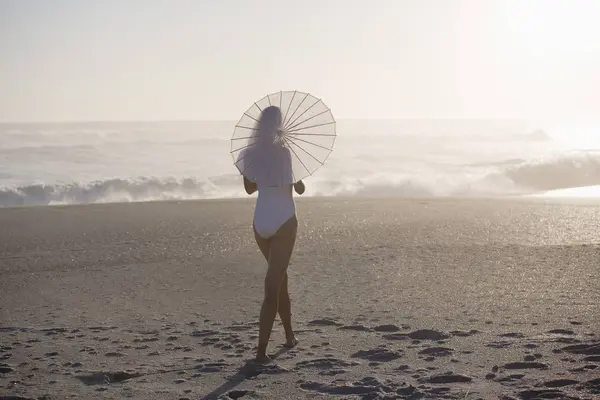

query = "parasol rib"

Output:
[[243, 113, 259, 122], [287, 132, 336, 137], [285, 109, 331, 132], [285, 137, 325, 165], [283, 136, 312, 176], [286, 121, 336, 134], [283, 98, 321, 131], [283, 92, 309, 130], [285, 135, 334, 152], [230, 142, 256, 154], [282, 91, 297, 124], [234, 125, 258, 131]]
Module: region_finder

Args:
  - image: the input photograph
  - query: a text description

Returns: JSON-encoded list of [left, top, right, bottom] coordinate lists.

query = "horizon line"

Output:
[[0, 116, 533, 125]]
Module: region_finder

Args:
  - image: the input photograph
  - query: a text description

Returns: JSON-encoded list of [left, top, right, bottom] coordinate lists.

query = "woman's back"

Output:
[[237, 144, 294, 187], [254, 183, 295, 239]]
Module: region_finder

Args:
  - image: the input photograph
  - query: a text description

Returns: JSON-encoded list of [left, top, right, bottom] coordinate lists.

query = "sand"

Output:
[[0, 197, 599, 400]]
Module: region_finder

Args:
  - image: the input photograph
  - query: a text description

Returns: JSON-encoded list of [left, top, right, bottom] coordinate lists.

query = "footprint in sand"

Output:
[[584, 378, 600, 394], [308, 318, 343, 327], [76, 371, 141, 385], [547, 329, 575, 335], [190, 329, 220, 338], [104, 352, 126, 357], [225, 324, 254, 332], [518, 389, 577, 400], [561, 342, 600, 356], [222, 389, 260, 399], [351, 347, 403, 362], [382, 333, 409, 341], [0, 364, 15, 373], [496, 373, 526, 385], [498, 332, 525, 338], [133, 337, 158, 343], [487, 341, 513, 349], [542, 378, 579, 388], [195, 361, 230, 373], [449, 329, 480, 337], [337, 325, 372, 332], [504, 361, 548, 370], [39, 328, 68, 336], [373, 324, 405, 333], [201, 337, 220, 346], [409, 330, 449, 341], [295, 358, 359, 371], [421, 372, 472, 384], [300, 376, 435, 398], [240, 363, 288, 379], [319, 369, 347, 376], [570, 364, 598, 373], [418, 347, 454, 357], [88, 326, 118, 332]]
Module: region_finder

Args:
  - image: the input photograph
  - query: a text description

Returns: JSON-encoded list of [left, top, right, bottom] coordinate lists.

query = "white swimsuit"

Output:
[[253, 184, 296, 239]]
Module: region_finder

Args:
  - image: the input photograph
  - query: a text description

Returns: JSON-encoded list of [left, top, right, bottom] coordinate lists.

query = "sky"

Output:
[[1, 0, 599, 122]]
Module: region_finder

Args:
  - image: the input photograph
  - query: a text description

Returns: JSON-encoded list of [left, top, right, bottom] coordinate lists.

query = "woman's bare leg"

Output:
[[278, 272, 297, 347], [256, 267, 284, 361], [255, 218, 297, 361], [254, 227, 270, 260], [254, 223, 297, 349]]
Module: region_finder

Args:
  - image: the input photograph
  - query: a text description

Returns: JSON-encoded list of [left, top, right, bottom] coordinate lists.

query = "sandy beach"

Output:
[[1, 197, 599, 399]]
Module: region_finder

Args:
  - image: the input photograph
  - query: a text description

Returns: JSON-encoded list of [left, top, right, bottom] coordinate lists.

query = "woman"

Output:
[[237, 105, 305, 362]]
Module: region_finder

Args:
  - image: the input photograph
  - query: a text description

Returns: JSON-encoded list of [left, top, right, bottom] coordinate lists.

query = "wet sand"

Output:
[[1, 197, 599, 399]]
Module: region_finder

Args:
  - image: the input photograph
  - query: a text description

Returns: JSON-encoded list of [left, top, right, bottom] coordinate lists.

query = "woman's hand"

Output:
[[294, 180, 305, 195], [244, 176, 257, 195]]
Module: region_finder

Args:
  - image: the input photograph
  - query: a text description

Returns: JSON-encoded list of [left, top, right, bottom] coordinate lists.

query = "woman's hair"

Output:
[[250, 106, 283, 146], [238, 105, 293, 185]]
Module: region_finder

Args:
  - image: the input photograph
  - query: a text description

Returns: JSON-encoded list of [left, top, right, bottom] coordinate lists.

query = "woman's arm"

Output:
[[244, 176, 257, 195], [294, 180, 305, 195]]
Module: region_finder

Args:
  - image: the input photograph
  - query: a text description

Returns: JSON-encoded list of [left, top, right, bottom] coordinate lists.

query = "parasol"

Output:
[[231, 91, 336, 186]]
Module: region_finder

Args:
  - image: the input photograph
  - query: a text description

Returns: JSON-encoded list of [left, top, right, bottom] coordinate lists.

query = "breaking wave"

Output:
[[0, 176, 241, 207], [1, 151, 599, 207], [504, 152, 600, 192]]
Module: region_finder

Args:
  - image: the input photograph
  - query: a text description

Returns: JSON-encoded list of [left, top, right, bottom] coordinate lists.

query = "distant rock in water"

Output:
[[525, 129, 551, 141]]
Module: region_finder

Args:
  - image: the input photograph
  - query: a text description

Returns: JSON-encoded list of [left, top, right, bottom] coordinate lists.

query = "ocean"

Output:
[[1, 119, 599, 207]]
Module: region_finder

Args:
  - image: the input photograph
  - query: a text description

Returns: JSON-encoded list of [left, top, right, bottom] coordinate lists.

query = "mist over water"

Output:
[[1, 119, 599, 207]]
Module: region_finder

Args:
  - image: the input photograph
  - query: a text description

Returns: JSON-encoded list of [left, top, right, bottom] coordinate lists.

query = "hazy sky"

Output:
[[1, 0, 599, 122]]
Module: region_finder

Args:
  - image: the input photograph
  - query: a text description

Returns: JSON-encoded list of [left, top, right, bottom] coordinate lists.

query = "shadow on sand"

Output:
[[200, 346, 292, 400]]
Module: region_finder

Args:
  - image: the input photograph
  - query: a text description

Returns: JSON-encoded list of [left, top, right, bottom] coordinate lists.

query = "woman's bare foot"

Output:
[[284, 336, 299, 348], [254, 353, 272, 363]]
